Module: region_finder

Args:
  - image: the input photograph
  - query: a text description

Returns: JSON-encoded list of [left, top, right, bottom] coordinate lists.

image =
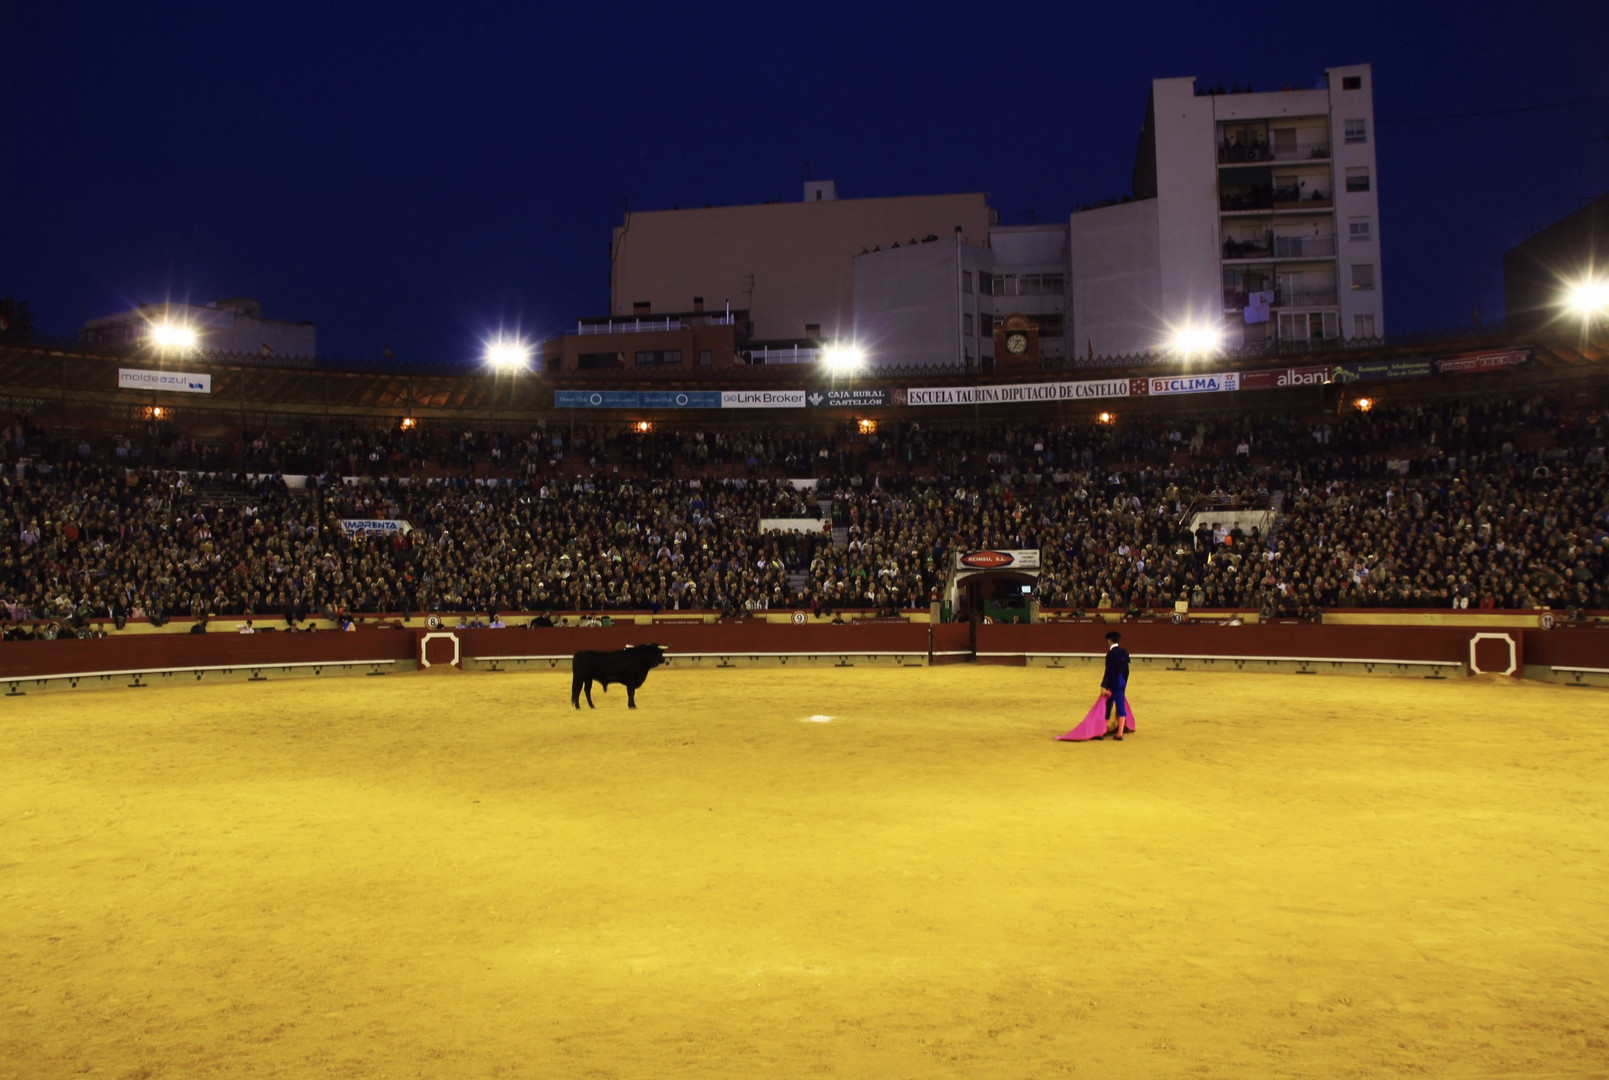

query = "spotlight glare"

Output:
[[1353, 397, 1375, 412], [1166, 323, 1222, 359], [484, 336, 531, 370], [1566, 278, 1609, 316], [822, 344, 866, 372], [149, 323, 197, 350]]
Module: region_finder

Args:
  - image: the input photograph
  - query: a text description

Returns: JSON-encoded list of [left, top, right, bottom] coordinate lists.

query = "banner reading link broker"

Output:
[[906, 378, 1142, 406]]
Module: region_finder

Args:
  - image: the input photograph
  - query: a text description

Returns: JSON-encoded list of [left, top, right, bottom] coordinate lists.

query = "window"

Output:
[[961, 271, 973, 294], [1353, 315, 1376, 339], [1345, 167, 1371, 193], [1278, 311, 1338, 341], [963, 313, 974, 335], [1348, 219, 1372, 242], [698, 350, 712, 367], [1351, 264, 1375, 291], [633, 349, 683, 366], [978, 271, 993, 296], [1344, 118, 1367, 143], [1342, 75, 1362, 90], [1037, 313, 1065, 338], [578, 351, 623, 369]]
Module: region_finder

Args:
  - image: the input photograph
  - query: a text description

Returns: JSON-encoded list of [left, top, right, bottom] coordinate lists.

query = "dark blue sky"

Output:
[[3, 0, 1605, 362]]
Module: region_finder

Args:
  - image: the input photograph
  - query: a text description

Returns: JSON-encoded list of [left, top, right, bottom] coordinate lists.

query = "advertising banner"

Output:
[[1435, 349, 1530, 375], [805, 388, 891, 408], [341, 519, 412, 536], [720, 390, 807, 408], [1330, 359, 1434, 383], [954, 549, 1042, 571], [554, 390, 722, 408], [118, 368, 212, 394], [1238, 365, 1332, 391], [1147, 372, 1240, 396], [906, 378, 1138, 407]]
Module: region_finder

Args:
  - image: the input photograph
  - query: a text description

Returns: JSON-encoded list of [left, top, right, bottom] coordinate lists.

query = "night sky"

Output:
[[3, 0, 1605, 364]]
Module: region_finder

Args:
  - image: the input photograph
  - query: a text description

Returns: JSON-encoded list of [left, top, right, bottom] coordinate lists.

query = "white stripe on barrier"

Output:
[[980, 651, 1457, 667], [3, 659, 399, 685]]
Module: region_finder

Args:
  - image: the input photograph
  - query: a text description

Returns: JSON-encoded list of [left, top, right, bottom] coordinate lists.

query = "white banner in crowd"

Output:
[[341, 519, 412, 536], [760, 517, 832, 535], [118, 368, 213, 394], [906, 379, 1134, 406]]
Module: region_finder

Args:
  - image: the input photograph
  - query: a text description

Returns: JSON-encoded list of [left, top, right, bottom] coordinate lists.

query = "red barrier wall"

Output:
[[1, 622, 1597, 684], [977, 622, 1499, 664], [0, 630, 416, 681], [457, 621, 932, 659]]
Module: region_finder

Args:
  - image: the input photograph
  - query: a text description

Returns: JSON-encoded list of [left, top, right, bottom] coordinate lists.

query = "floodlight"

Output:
[[1566, 278, 1608, 317], [1353, 397, 1375, 412], [822, 344, 866, 372], [149, 323, 197, 350], [484, 336, 531, 370], [1165, 323, 1222, 359]]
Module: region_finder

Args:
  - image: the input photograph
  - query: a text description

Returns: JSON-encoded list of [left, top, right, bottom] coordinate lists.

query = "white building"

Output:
[[81, 297, 317, 359], [1074, 63, 1384, 357], [852, 223, 1068, 370]]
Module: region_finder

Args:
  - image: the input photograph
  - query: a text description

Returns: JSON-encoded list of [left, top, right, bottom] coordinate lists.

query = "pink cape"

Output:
[[1056, 692, 1137, 741]]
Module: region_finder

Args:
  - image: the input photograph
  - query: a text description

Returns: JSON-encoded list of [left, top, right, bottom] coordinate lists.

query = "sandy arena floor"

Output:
[[3, 666, 1607, 1079]]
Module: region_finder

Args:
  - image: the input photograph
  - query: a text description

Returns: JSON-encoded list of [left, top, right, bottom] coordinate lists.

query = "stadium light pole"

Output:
[[1163, 322, 1223, 363], [483, 336, 533, 423], [820, 343, 866, 391], [1565, 277, 1608, 348]]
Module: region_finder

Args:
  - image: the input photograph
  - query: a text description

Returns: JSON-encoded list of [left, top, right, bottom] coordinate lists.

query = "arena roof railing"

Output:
[[6, 320, 1538, 379]]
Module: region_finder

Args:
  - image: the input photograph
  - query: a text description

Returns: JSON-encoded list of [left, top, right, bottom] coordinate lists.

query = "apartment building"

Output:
[[1075, 63, 1384, 356]]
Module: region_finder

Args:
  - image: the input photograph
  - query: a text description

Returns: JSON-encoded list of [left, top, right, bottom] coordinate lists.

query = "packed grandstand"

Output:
[[2, 328, 1605, 640]]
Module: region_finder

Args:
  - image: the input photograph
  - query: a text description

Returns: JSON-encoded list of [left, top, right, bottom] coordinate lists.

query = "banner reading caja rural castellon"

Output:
[[905, 378, 1142, 406]]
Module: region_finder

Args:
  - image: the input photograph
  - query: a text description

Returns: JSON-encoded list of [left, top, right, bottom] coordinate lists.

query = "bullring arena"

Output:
[[4, 656, 1607, 1078], [2, 326, 1608, 1077]]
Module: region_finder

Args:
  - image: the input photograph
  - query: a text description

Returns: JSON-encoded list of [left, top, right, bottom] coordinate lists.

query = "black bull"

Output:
[[571, 644, 668, 709]]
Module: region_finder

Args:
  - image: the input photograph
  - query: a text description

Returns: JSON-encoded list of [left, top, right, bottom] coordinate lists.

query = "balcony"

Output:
[[575, 315, 735, 335], [1222, 234, 1336, 260], [1222, 287, 1339, 311], [1221, 188, 1332, 213], [1218, 141, 1331, 165]]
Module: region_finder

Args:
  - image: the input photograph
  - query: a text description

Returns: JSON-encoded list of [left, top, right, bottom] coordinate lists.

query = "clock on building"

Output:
[[993, 314, 1040, 364]]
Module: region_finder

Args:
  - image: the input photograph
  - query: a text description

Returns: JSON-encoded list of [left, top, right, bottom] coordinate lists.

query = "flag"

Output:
[[260, 341, 276, 356], [1086, 338, 1094, 360], [382, 345, 394, 359]]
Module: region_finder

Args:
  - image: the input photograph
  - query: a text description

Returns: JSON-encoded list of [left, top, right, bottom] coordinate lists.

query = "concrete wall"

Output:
[[1149, 78, 1223, 330], [610, 192, 994, 343], [1326, 64, 1384, 338], [1069, 198, 1162, 357], [851, 240, 964, 369]]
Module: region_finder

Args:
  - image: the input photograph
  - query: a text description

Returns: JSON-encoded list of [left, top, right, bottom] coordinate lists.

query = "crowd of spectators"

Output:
[[2, 394, 1605, 637]]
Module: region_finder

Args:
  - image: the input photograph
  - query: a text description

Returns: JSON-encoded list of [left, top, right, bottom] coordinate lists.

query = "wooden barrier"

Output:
[[0, 630, 416, 695], [1, 620, 1602, 693]]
